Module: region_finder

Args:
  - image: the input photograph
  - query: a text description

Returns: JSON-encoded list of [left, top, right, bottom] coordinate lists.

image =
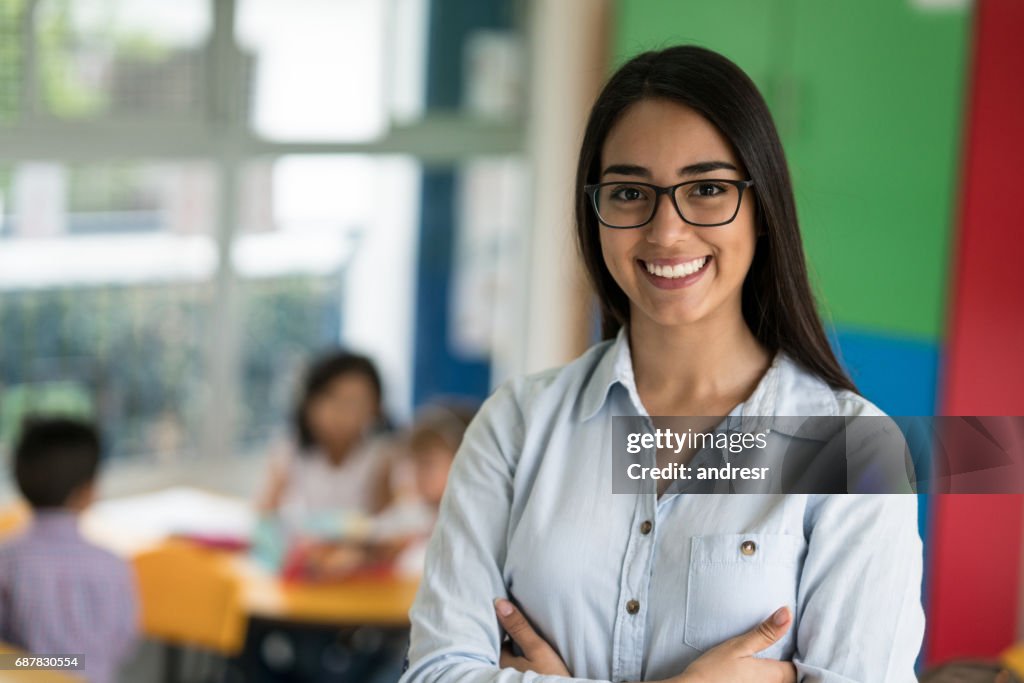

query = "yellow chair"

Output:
[[0, 502, 29, 541], [132, 540, 247, 656], [1003, 643, 1024, 680]]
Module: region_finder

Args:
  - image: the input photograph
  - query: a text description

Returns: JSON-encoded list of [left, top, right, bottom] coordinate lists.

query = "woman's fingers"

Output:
[[677, 608, 796, 683], [728, 606, 793, 657], [493, 598, 572, 676], [494, 598, 553, 659], [743, 660, 797, 683], [499, 641, 531, 673], [734, 659, 798, 683]]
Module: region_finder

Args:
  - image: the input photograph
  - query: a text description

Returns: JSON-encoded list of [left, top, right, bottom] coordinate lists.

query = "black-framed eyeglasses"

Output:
[[584, 179, 755, 229]]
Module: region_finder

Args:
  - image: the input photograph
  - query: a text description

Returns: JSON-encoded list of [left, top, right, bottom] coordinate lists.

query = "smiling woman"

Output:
[[595, 99, 761, 335], [400, 45, 924, 683]]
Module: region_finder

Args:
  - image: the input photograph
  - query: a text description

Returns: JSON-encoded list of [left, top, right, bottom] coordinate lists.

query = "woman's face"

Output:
[[598, 98, 757, 331], [307, 374, 379, 451]]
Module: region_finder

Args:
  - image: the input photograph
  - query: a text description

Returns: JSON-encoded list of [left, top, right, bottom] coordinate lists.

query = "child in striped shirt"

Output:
[[0, 417, 138, 683]]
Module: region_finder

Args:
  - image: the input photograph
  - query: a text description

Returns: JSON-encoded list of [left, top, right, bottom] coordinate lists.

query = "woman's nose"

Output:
[[645, 192, 695, 246]]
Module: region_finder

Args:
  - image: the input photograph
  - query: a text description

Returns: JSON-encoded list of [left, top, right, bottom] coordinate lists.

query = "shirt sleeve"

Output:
[[794, 494, 925, 682], [111, 557, 141, 665], [0, 548, 10, 641], [400, 381, 612, 683], [844, 415, 917, 494]]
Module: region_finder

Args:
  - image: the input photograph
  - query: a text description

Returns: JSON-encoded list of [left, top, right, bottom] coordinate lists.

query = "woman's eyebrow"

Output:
[[601, 161, 739, 178], [680, 160, 738, 176], [601, 164, 648, 177]]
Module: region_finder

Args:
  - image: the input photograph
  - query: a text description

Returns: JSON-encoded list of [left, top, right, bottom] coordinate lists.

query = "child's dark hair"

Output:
[[293, 350, 385, 450], [14, 416, 101, 509]]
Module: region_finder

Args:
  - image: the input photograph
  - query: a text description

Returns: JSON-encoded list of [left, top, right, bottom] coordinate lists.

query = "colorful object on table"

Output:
[[249, 510, 380, 579], [249, 516, 290, 573], [280, 539, 395, 584], [296, 509, 374, 542]]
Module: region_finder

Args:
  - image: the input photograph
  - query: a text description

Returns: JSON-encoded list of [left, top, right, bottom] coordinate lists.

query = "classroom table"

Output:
[[80, 487, 421, 629], [239, 564, 419, 626], [1, 488, 420, 635]]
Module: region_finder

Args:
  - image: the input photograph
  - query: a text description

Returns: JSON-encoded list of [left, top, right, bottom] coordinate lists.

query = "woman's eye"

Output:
[[690, 183, 725, 198], [611, 185, 647, 202]]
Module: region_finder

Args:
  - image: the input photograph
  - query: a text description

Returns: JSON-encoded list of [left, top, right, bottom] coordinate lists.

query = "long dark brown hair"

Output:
[[575, 45, 856, 393]]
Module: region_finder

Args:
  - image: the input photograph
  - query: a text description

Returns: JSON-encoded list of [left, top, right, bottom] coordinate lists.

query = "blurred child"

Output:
[[248, 405, 474, 683], [0, 417, 138, 683], [259, 350, 392, 517], [395, 403, 474, 510], [384, 403, 474, 576], [295, 403, 474, 581]]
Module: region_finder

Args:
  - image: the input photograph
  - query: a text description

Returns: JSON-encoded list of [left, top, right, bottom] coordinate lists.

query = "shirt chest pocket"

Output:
[[684, 532, 804, 659]]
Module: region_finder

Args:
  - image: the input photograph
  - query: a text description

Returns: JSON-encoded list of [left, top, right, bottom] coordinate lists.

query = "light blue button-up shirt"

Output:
[[402, 328, 925, 683]]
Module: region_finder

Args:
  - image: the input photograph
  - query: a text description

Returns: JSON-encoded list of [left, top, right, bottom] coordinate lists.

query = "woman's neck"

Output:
[[628, 308, 771, 417]]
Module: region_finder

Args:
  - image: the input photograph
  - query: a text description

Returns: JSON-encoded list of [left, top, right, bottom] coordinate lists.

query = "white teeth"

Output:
[[645, 256, 709, 279]]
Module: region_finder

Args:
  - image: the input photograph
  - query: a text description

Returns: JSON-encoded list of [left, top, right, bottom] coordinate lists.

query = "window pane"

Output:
[[0, 0, 26, 124], [236, 0, 392, 141], [235, 155, 419, 449], [233, 156, 368, 276], [0, 161, 217, 461], [452, 156, 527, 357], [34, 0, 210, 120], [236, 276, 341, 451]]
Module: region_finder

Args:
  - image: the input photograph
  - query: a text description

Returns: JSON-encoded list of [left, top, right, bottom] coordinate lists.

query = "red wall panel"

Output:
[[929, 0, 1024, 665]]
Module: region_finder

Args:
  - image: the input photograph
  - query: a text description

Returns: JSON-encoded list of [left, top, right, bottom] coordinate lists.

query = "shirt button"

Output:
[[640, 520, 653, 535], [740, 540, 757, 556], [626, 599, 640, 615]]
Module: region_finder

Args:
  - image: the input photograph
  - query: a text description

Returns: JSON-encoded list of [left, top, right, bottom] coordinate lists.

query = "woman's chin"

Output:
[[641, 307, 712, 330], [629, 285, 742, 332]]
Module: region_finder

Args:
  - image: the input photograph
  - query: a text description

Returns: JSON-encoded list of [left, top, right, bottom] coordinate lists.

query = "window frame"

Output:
[[0, 0, 525, 489]]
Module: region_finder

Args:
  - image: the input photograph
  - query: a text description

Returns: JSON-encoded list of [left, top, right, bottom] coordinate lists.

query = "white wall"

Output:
[[493, 0, 611, 383]]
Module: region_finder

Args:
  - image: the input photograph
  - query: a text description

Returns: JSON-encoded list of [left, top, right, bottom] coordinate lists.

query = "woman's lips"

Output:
[[637, 255, 712, 290]]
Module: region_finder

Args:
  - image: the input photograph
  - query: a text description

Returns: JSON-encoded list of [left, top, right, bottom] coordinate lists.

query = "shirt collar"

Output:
[[579, 325, 839, 427], [579, 326, 633, 421], [28, 509, 82, 540]]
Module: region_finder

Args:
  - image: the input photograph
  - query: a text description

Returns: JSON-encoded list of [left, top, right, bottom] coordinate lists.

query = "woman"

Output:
[[400, 46, 923, 683]]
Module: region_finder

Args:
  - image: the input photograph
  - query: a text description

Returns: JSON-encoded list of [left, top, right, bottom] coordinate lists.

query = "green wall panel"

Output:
[[614, 0, 779, 85], [613, 0, 969, 338]]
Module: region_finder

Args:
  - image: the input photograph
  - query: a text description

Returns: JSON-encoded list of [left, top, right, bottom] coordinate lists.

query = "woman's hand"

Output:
[[491, 602, 794, 683], [493, 598, 795, 683], [669, 606, 797, 683], [494, 598, 571, 676]]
